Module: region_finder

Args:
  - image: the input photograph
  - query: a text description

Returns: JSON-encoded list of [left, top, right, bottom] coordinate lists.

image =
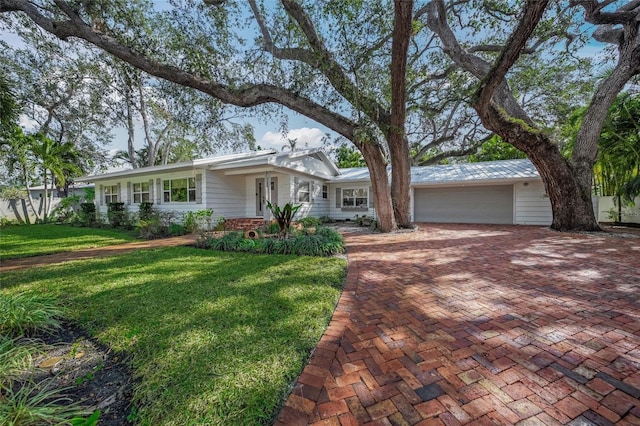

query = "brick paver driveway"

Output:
[[277, 224, 640, 425]]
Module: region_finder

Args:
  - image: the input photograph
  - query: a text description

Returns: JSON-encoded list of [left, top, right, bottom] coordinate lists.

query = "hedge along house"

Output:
[[77, 148, 553, 227]]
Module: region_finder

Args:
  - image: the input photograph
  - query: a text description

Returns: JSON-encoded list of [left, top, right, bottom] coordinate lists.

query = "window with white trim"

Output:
[[163, 178, 196, 202], [322, 185, 328, 199], [342, 188, 368, 208], [104, 185, 119, 203], [298, 180, 310, 202], [132, 182, 150, 203]]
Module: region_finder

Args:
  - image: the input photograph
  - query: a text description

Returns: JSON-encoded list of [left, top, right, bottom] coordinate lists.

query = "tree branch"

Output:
[[279, 0, 391, 128], [0, 0, 360, 140], [474, 0, 549, 114]]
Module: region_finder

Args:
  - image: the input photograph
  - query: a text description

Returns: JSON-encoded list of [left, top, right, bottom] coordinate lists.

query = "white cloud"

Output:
[[257, 127, 327, 151]]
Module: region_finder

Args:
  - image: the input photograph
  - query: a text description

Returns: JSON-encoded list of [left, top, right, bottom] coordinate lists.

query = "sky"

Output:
[[0, 1, 618, 166], [0, 1, 342, 164]]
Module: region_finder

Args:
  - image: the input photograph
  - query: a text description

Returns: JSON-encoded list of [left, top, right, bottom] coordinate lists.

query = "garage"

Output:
[[413, 185, 514, 224]]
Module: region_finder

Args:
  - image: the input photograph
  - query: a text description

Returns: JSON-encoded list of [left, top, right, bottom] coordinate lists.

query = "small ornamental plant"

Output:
[[265, 201, 301, 239]]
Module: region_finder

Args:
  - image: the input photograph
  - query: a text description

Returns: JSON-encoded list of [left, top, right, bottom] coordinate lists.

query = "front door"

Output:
[[255, 177, 278, 216]]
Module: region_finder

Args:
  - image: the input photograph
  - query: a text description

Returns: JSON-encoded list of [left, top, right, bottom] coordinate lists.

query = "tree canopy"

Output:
[[1, 0, 638, 232]]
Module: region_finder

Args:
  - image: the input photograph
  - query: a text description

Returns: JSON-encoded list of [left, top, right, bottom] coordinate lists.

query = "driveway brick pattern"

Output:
[[276, 224, 640, 425]]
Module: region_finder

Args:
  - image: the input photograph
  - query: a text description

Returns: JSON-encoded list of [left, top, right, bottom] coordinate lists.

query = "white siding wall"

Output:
[[95, 170, 207, 218], [204, 170, 246, 221], [294, 178, 330, 219], [514, 181, 552, 225], [243, 173, 289, 217], [327, 183, 375, 221]]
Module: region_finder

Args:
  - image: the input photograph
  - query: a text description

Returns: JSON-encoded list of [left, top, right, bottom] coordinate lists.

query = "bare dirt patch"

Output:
[[15, 322, 133, 425]]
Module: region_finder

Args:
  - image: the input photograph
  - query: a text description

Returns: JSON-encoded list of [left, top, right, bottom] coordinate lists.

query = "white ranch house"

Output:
[[77, 149, 554, 226]]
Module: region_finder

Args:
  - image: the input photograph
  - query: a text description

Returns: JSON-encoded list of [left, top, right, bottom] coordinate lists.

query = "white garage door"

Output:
[[414, 185, 514, 224]]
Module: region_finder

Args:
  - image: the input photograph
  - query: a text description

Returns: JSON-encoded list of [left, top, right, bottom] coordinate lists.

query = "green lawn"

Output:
[[0, 247, 346, 425], [0, 224, 137, 260]]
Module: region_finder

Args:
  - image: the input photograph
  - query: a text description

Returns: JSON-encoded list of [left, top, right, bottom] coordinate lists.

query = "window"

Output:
[[322, 185, 328, 199], [342, 188, 368, 208], [105, 185, 118, 203], [132, 182, 150, 203], [298, 180, 310, 202], [163, 178, 196, 202]]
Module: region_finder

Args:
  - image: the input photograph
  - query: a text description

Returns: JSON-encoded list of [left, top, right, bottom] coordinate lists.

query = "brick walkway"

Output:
[[276, 224, 640, 425]]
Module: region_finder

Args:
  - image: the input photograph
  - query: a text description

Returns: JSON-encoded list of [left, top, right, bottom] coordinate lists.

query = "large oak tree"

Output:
[[423, 0, 640, 230]]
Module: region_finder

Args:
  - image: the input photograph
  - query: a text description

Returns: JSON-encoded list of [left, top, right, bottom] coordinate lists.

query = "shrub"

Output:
[[106, 203, 126, 228], [168, 223, 187, 236], [137, 210, 181, 239], [139, 202, 154, 221], [265, 221, 281, 235], [266, 201, 301, 239], [78, 203, 97, 227], [298, 216, 321, 228], [183, 209, 215, 234], [0, 294, 63, 338], [53, 195, 81, 223], [201, 226, 344, 256]]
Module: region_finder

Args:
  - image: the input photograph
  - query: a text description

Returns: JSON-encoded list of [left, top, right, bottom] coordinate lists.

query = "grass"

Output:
[[0, 247, 346, 425], [0, 293, 63, 337], [0, 224, 137, 260], [0, 380, 90, 425]]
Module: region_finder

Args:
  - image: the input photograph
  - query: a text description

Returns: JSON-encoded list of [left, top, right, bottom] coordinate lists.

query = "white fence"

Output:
[[597, 196, 640, 224], [0, 198, 63, 223]]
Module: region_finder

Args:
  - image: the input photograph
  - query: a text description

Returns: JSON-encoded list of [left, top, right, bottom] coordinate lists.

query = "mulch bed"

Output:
[[13, 322, 133, 425]]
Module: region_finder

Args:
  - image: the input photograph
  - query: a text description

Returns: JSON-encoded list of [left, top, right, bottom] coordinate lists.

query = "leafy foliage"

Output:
[[467, 135, 527, 162], [297, 216, 321, 228], [200, 226, 344, 256], [335, 145, 366, 168], [0, 293, 63, 338], [183, 208, 215, 234], [266, 201, 301, 239], [0, 379, 90, 425]]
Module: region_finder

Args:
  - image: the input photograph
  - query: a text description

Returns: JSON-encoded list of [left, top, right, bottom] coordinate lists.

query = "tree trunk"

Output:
[[8, 199, 25, 224], [388, 0, 413, 228], [486, 114, 601, 231], [122, 69, 137, 168], [358, 140, 396, 232]]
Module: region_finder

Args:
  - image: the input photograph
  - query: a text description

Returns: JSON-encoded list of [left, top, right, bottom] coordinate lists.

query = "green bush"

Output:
[[183, 209, 215, 234], [265, 222, 281, 234], [137, 210, 181, 239], [53, 195, 81, 223], [298, 216, 321, 228], [106, 203, 131, 229], [168, 223, 187, 236], [199, 226, 344, 256], [0, 379, 91, 425], [78, 203, 97, 227], [139, 202, 154, 221], [0, 336, 37, 382]]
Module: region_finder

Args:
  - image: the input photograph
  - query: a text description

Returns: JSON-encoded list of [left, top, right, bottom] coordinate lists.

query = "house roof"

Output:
[[77, 148, 540, 186], [76, 150, 279, 181], [332, 159, 540, 185], [77, 148, 342, 182], [410, 159, 540, 185]]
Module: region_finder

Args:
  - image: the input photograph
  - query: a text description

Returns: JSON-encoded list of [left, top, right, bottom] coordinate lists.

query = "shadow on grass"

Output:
[[0, 246, 346, 425]]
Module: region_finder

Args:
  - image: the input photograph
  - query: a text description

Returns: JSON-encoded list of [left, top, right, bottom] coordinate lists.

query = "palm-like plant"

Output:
[[4, 129, 82, 222], [265, 201, 301, 239]]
